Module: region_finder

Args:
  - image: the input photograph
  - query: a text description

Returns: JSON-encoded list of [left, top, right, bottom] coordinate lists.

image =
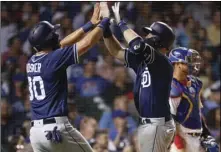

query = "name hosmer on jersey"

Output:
[[26, 63, 42, 73]]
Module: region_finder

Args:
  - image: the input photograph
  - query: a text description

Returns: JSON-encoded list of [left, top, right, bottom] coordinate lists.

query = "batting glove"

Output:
[[112, 2, 121, 24]]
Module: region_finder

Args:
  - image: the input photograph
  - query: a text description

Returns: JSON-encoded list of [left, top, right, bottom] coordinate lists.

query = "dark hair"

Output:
[[7, 35, 20, 47], [95, 129, 108, 138]]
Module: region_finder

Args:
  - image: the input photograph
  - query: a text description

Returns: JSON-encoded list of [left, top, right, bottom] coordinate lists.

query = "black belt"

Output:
[[187, 133, 201, 137], [31, 118, 56, 127], [139, 115, 172, 125]]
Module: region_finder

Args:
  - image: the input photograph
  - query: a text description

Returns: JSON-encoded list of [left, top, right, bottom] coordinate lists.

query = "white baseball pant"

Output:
[[171, 127, 205, 152]]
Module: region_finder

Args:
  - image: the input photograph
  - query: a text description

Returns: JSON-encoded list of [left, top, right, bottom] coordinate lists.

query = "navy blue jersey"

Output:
[[125, 41, 173, 118], [26, 44, 78, 120]]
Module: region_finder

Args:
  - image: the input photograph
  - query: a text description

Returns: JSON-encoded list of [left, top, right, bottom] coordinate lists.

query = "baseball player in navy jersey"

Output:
[[26, 3, 111, 152], [99, 2, 176, 152], [168, 47, 219, 152]]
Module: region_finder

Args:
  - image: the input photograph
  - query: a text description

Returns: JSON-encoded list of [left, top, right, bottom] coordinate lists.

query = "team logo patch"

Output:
[[189, 87, 196, 97], [134, 44, 140, 50]]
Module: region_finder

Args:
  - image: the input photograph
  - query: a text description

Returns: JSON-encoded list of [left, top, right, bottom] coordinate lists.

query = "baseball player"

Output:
[[99, 2, 176, 152], [26, 3, 110, 152], [168, 47, 219, 152]]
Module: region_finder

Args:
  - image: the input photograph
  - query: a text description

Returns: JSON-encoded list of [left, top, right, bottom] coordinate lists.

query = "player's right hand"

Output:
[[99, 2, 110, 19], [112, 2, 121, 24], [90, 3, 101, 25]]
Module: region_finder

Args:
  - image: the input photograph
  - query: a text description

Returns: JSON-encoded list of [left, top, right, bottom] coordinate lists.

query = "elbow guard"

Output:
[[128, 37, 145, 54]]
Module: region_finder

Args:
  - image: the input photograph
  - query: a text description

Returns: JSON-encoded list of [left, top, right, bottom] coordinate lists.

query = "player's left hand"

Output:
[[200, 136, 219, 152], [112, 2, 121, 24], [90, 3, 101, 25], [45, 126, 62, 143], [99, 2, 110, 19]]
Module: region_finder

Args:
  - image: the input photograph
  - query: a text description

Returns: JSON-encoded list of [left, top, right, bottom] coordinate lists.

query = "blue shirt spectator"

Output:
[[99, 111, 137, 136], [99, 96, 137, 139], [109, 110, 131, 152], [74, 57, 110, 98]]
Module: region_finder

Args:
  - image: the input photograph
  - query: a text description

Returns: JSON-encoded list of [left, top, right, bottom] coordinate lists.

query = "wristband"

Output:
[[82, 21, 94, 33], [97, 18, 110, 30], [103, 25, 112, 38], [118, 20, 129, 33]]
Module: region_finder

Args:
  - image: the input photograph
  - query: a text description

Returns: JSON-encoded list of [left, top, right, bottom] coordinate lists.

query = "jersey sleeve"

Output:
[[51, 44, 78, 70], [169, 97, 181, 115], [128, 37, 156, 64], [124, 48, 142, 72], [169, 80, 183, 115], [170, 80, 183, 98]]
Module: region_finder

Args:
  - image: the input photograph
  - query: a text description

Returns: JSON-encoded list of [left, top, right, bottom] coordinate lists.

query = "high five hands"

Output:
[[99, 2, 121, 24]]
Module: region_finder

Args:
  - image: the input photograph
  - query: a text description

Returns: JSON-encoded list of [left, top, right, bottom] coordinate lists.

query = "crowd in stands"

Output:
[[1, 2, 220, 152]]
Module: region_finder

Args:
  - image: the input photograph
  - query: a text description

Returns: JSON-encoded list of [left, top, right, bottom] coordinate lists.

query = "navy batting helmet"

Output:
[[28, 21, 61, 51], [143, 21, 175, 49]]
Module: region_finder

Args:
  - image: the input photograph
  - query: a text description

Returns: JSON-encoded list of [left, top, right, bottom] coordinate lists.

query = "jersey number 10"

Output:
[[28, 76, 46, 101]]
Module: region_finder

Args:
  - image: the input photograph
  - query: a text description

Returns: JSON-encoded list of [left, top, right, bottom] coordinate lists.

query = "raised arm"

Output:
[[60, 3, 100, 48], [75, 2, 111, 57], [76, 24, 105, 56], [97, 2, 125, 62], [103, 30, 125, 62], [112, 2, 141, 44]]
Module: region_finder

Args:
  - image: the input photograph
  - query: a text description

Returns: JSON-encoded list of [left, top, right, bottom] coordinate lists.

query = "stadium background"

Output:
[[1, 1, 220, 152]]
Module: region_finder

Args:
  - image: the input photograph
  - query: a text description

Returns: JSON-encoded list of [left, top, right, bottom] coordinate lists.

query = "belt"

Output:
[[139, 115, 172, 125], [187, 133, 201, 137], [31, 118, 56, 127]]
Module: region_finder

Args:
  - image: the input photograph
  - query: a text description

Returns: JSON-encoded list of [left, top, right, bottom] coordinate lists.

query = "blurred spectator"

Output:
[[174, 22, 190, 47], [134, 2, 151, 35], [129, 131, 139, 152], [20, 13, 40, 56], [68, 101, 85, 130], [67, 64, 84, 87], [1, 35, 28, 74], [72, 3, 93, 30], [103, 67, 133, 106], [80, 117, 98, 146], [202, 81, 220, 116], [206, 10, 220, 47], [1, 98, 19, 151], [184, 16, 197, 48], [12, 89, 31, 126], [15, 120, 33, 152], [19, 12, 39, 43], [97, 54, 116, 82], [206, 107, 220, 139], [185, 2, 212, 28], [1, 5, 17, 53], [74, 57, 110, 98], [93, 130, 117, 152], [165, 2, 185, 27], [110, 110, 131, 152], [99, 95, 137, 134]]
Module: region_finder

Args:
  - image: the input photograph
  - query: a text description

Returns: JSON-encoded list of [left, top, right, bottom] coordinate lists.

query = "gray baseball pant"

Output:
[[30, 116, 94, 152], [137, 117, 176, 152]]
